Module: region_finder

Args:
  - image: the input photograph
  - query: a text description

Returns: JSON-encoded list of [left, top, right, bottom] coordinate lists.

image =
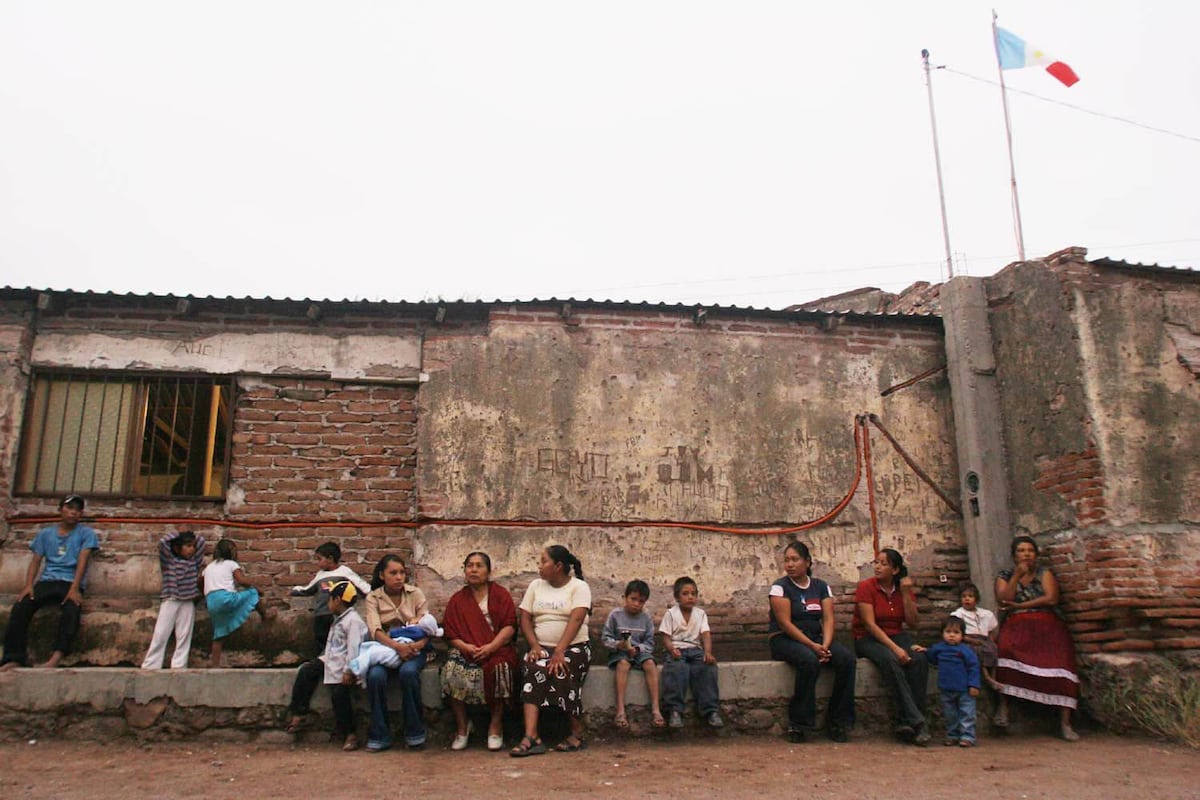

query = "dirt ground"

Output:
[[1, 733, 1197, 800]]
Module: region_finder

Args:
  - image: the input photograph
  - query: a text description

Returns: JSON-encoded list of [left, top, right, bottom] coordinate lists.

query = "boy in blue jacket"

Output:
[[916, 616, 981, 747]]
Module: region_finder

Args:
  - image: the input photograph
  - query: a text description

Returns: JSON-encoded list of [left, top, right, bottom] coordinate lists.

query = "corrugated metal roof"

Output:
[[0, 286, 943, 323], [1090, 257, 1198, 276]]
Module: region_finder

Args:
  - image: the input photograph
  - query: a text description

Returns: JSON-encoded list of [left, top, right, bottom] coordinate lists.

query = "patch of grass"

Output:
[[1089, 664, 1200, 748]]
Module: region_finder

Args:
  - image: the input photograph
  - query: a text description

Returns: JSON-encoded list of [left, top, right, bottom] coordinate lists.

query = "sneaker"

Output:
[[786, 727, 806, 743], [668, 711, 684, 729], [706, 712, 724, 729], [827, 726, 848, 743]]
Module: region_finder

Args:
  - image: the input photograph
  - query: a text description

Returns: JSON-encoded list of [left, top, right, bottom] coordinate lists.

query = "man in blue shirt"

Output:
[[1, 495, 100, 669]]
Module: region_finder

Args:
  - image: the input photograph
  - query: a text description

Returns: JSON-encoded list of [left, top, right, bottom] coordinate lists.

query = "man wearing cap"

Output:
[[1, 495, 100, 669]]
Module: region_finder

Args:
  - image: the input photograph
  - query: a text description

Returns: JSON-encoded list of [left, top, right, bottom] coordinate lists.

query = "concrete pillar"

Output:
[[941, 277, 1012, 608]]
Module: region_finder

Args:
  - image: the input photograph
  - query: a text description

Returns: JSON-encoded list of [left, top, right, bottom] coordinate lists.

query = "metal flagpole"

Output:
[[992, 9, 1026, 261], [921, 49, 955, 278]]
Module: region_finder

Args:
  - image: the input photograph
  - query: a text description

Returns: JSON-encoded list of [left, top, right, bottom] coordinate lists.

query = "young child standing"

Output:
[[916, 616, 981, 747], [289, 542, 370, 655], [601, 579, 665, 729], [287, 580, 368, 751], [951, 582, 1000, 689], [659, 576, 723, 729], [203, 539, 273, 666], [141, 530, 206, 669]]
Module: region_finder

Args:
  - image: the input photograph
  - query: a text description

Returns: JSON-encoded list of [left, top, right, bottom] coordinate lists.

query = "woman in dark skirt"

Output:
[[994, 535, 1080, 741], [510, 545, 592, 756]]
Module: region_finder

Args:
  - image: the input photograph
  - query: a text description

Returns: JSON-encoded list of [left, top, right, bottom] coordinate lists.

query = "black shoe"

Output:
[[827, 726, 849, 743], [786, 727, 806, 743], [894, 723, 916, 739]]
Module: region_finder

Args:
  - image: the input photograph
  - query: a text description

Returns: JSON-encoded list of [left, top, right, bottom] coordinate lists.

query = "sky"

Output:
[[1, 2, 1197, 309]]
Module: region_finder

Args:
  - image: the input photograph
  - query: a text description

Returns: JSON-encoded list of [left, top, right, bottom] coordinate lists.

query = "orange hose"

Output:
[[861, 415, 880, 555], [7, 419, 867, 537]]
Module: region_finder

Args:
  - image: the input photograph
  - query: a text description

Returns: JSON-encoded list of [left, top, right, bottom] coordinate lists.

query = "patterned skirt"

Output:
[[441, 650, 515, 705], [520, 642, 592, 717], [995, 610, 1079, 708]]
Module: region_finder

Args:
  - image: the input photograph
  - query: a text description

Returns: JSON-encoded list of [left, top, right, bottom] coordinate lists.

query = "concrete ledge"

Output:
[[0, 659, 930, 711], [0, 660, 943, 742]]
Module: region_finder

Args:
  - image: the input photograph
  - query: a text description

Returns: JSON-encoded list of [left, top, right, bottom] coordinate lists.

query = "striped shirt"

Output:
[[159, 531, 207, 600]]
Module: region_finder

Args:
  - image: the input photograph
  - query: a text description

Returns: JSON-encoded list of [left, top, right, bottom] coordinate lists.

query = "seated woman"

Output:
[[510, 545, 592, 756], [363, 554, 431, 752], [441, 551, 519, 752], [993, 535, 1080, 741], [768, 540, 856, 743], [852, 548, 931, 746]]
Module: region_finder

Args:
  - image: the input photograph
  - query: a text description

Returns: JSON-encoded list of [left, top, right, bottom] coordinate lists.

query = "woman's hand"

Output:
[[893, 644, 912, 664], [473, 642, 494, 662], [899, 575, 916, 593], [525, 645, 547, 663], [810, 641, 831, 662], [547, 646, 569, 677]]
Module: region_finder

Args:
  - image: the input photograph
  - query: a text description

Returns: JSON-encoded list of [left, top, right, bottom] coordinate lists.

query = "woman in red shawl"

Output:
[[441, 551, 519, 752]]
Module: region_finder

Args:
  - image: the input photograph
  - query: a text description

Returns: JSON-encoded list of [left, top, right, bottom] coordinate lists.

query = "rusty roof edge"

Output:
[[0, 286, 945, 325], [1089, 256, 1199, 277]]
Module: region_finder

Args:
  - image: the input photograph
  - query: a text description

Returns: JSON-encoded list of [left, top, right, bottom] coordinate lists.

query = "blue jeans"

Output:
[[662, 648, 719, 716], [941, 690, 977, 743], [769, 636, 856, 731], [366, 650, 427, 748]]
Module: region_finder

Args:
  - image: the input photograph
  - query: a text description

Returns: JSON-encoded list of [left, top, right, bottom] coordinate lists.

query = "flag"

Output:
[[995, 27, 1079, 87]]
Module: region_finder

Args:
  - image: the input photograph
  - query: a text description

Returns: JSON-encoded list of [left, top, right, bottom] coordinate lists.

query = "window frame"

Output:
[[14, 368, 236, 502]]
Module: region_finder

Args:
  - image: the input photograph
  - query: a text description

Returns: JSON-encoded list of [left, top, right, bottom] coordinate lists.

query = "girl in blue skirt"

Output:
[[203, 539, 273, 666]]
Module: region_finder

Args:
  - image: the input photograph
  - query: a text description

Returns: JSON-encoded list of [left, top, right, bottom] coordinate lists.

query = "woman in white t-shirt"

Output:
[[203, 539, 273, 666], [510, 545, 592, 757]]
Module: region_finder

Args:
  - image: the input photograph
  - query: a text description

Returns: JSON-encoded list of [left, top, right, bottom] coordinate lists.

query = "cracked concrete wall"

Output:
[[417, 306, 964, 655]]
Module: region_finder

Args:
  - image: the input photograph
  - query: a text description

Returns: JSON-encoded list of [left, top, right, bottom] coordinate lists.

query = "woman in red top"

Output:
[[852, 548, 930, 745]]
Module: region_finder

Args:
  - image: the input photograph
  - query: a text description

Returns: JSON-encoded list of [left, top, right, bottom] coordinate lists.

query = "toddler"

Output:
[[601, 579, 665, 729], [916, 616, 981, 747], [951, 582, 1000, 689]]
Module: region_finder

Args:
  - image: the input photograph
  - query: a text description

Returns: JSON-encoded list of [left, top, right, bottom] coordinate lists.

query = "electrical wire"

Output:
[[940, 66, 1200, 145]]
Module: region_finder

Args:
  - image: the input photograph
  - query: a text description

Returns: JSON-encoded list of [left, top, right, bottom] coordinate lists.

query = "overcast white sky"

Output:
[[1, 2, 1196, 308]]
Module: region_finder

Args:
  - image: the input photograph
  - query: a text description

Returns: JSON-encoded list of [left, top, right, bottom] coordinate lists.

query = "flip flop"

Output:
[[651, 712, 666, 728], [554, 737, 588, 752], [614, 713, 630, 729], [509, 736, 546, 757]]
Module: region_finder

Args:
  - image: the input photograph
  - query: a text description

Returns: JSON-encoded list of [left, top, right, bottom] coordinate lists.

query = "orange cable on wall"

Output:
[[6, 413, 955, 542]]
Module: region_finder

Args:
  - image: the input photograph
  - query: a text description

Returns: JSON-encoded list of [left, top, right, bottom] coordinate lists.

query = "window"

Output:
[[16, 371, 234, 499]]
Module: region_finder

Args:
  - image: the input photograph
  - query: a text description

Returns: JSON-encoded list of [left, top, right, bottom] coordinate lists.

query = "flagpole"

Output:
[[921, 49, 954, 279], [992, 9, 1026, 261]]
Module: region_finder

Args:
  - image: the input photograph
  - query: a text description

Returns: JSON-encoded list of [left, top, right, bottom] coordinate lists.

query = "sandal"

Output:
[[285, 716, 309, 735], [342, 734, 360, 752], [554, 736, 587, 752], [614, 712, 629, 729], [509, 736, 546, 758], [651, 711, 666, 728]]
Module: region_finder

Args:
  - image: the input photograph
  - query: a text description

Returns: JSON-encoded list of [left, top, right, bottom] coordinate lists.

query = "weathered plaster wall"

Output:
[[985, 251, 1200, 664], [417, 306, 965, 655]]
